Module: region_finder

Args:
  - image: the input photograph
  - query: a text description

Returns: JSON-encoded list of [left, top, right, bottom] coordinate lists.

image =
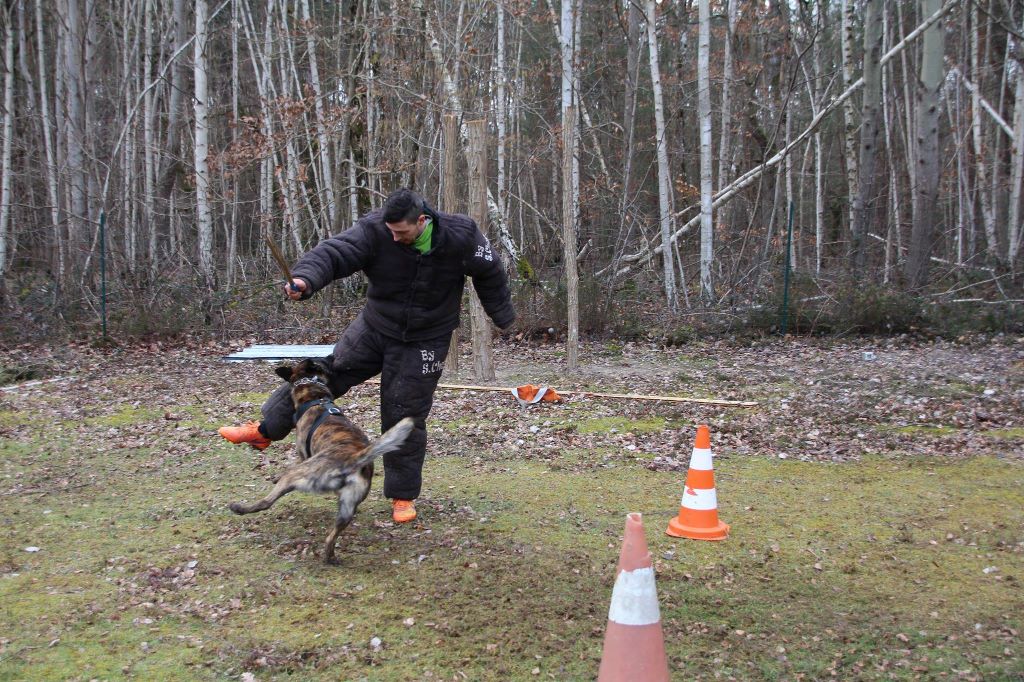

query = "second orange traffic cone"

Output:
[[666, 424, 730, 540], [597, 513, 670, 682]]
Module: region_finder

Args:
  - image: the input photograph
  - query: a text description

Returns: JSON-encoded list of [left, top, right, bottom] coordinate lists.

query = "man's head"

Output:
[[383, 188, 429, 245]]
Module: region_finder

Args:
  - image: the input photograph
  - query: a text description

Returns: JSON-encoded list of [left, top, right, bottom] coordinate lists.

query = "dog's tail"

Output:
[[350, 417, 416, 469]]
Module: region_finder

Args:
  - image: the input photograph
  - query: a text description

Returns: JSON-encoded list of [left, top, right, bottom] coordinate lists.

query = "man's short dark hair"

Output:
[[382, 188, 425, 224]]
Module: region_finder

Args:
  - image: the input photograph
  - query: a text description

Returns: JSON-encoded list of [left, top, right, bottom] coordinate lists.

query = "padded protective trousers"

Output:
[[260, 312, 451, 500]]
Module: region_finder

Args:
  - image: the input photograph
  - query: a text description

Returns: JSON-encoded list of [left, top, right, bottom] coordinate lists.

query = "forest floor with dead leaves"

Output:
[[0, 334, 1022, 680]]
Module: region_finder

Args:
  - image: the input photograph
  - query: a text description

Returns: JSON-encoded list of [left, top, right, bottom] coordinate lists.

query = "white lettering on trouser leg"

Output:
[[607, 566, 661, 626]]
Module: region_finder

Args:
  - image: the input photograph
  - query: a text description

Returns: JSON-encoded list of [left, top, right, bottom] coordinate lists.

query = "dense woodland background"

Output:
[[0, 0, 1022, 342]]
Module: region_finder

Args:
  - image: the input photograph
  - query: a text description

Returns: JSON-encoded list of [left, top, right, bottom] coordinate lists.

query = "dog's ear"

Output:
[[275, 364, 293, 382], [313, 358, 332, 377]]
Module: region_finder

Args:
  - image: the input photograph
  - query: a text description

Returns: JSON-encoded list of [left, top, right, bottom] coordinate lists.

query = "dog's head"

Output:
[[275, 359, 332, 398]]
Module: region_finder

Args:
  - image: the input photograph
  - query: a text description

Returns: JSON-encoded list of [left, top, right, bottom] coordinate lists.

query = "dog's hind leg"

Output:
[[229, 471, 302, 515], [323, 476, 369, 564]]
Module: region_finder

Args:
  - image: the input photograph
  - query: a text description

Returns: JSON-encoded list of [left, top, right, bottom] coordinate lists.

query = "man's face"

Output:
[[385, 214, 427, 245]]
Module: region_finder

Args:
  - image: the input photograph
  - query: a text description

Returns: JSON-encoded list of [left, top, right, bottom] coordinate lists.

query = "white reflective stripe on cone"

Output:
[[689, 447, 713, 471], [607, 566, 661, 626], [680, 485, 718, 511]]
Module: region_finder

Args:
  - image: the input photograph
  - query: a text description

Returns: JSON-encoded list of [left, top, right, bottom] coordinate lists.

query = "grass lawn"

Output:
[[1, 340, 1022, 680]]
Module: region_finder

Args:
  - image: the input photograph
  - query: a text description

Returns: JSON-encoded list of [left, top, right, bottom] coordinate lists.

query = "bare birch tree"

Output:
[[0, 5, 13, 295], [646, 0, 676, 309], [697, 0, 713, 302], [840, 0, 860, 240], [970, 1, 997, 261], [1007, 12, 1024, 266], [194, 0, 214, 291], [301, 0, 336, 231]]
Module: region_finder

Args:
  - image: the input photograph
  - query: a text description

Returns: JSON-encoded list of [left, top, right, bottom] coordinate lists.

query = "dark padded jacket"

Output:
[[290, 208, 515, 342]]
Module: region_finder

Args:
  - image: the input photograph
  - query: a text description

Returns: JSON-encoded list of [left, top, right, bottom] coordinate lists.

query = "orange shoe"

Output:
[[218, 421, 272, 451], [392, 499, 417, 523]]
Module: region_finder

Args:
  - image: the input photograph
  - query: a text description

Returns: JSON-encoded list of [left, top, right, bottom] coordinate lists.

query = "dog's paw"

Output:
[[323, 555, 341, 566], [228, 502, 246, 515]]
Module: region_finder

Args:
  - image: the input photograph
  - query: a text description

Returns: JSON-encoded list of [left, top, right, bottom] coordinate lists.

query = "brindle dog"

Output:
[[229, 358, 414, 564]]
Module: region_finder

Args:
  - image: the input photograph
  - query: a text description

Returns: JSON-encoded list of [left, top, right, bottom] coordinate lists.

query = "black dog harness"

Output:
[[292, 377, 343, 456]]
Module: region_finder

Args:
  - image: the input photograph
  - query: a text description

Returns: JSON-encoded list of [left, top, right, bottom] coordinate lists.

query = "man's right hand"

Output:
[[285, 278, 307, 300]]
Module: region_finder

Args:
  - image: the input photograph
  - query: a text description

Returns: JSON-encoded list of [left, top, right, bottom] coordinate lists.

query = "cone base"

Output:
[[665, 516, 730, 540]]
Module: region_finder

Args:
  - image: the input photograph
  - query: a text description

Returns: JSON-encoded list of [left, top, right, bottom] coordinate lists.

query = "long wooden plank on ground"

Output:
[[361, 379, 758, 408], [224, 345, 757, 407]]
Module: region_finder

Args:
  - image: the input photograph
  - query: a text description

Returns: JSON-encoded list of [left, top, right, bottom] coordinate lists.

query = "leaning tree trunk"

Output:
[[645, 0, 677, 309], [906, 0, 946, 289]]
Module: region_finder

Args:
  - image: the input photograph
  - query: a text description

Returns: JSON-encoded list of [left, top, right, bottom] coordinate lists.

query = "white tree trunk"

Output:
[[840, 0, 860, 239], [143, 0, 156, 279], [697, 0, 713, 302], [496, 3, 507, 221], [646, 0, 676, 308], [1008, 38, 1024, 265], [812, 0, 825, 273], [194, 0, 214, 290], [226, 0, 239, 287], [0, 7, 13, 285], [970, 2, 997, 260], [881, 7, 903, 282], [301, 0, 336, 231]]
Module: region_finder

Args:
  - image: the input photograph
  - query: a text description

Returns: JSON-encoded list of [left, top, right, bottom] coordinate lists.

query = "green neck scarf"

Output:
[[413, 218, 433, 254]]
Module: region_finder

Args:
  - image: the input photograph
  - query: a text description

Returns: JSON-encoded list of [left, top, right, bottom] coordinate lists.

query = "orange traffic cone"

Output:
[[598, 513, 670, 682], [666, 424, 730, 540]]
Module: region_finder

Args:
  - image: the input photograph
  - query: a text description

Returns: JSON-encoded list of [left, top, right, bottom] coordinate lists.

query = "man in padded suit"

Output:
[[219, 188, 515, 523]]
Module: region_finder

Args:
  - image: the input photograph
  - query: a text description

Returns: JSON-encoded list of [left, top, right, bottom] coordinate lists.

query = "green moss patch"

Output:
[[984, 427, 1024, 440]]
